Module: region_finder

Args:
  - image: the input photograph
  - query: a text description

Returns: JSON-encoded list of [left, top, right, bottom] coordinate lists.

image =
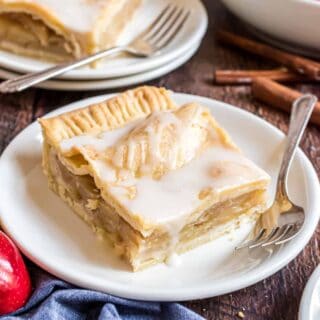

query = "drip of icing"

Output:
[[162, 215, 188, 267], [166, 253, 181, 267]]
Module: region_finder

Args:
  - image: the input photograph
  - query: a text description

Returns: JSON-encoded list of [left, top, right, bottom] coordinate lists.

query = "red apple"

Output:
[[0, 231, 31, 315]]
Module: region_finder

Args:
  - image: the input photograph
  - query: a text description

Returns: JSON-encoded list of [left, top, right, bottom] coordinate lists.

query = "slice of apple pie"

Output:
[[39, 86, 270, 271], [0, 0, 141, 62]]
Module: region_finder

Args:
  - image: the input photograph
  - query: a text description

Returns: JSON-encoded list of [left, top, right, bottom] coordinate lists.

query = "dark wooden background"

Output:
[[0, 1, 319, 319]]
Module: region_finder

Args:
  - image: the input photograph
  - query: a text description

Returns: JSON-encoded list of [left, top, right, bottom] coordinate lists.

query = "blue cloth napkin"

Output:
[[1, 264, 203, 320]]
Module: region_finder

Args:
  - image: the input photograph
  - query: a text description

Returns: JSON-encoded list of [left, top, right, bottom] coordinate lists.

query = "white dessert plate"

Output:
[[0, 0, 207, 80], [0, 92, 319, 301], [299, 265, 320, 320], [0, 42, 200, 91]]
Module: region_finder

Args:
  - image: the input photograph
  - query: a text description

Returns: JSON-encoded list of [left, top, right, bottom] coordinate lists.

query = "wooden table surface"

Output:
[[0, 1, 319, 319]]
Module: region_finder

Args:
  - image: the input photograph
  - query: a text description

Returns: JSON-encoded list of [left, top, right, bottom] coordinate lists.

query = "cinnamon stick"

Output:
[[214, 68, 310, 85], [217, 30, 320, 79], [252, 77, 320, 126]]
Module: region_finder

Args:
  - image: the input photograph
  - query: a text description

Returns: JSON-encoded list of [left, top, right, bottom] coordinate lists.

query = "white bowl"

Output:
[[220, 0, 320, 52]]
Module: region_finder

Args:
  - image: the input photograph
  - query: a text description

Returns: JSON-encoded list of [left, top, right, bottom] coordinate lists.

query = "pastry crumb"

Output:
[[86, 199, 99, 210], [198, 187, 212, 200], [237, 311, 245, 318]]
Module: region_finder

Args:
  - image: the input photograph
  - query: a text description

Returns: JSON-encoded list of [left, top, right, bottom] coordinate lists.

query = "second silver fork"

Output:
[[0, 4, 190, 93], [236, 94, 317, 250]]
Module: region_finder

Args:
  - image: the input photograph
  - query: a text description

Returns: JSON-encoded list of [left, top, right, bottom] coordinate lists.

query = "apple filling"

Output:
[[0, 13, 80, 61]]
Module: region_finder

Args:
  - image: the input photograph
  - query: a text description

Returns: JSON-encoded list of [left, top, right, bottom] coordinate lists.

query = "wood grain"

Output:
[[0, 1, 319, 319]]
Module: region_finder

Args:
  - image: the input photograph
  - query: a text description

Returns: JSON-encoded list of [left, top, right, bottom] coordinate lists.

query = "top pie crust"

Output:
[[40, 86, 176, 148], [39, 86, 270, 237]]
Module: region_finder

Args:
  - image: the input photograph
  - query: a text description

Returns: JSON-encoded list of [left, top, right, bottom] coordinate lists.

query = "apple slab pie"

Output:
[[39, 86, 270, 271], [0, 0, 141, 62]]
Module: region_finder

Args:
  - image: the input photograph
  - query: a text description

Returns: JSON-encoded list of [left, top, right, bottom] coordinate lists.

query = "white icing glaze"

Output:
[[109, 104, 216, 177], [59, 107, 270, 231], [98, 147, 268, 224], [128, 111, 179, 171], [2, 0, 127, 33]]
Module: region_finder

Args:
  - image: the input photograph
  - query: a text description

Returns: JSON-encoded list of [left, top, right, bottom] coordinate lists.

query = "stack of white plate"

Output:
[[0, 0, 207, 91]]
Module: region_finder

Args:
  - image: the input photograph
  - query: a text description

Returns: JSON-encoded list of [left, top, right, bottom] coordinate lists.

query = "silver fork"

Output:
[[236, 94, 317, 250], [0, 4, 190, 93]]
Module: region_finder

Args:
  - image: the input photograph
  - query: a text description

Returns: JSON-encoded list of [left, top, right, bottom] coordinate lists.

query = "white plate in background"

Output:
[[0, 0, 207, 80], [0, 92, 319, 301], [299, 265, 320, 320]]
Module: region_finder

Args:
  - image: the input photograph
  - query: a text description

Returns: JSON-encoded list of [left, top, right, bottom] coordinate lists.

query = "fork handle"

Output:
[[0, 46, 126, 93], [276, 94, 317, 200]]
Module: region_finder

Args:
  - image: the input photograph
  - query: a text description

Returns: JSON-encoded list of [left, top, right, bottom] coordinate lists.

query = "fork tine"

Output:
[[235, 228, 266, 250], [156, 10, 190, 50], [248, 227, 280, 249], [275, 223, 301, 245], [147, 7, 184, 45], [261, 224, 293, 247], [142, 5, 178, 40]]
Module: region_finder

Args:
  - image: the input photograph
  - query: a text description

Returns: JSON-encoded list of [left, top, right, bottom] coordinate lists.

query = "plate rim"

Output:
[[0, 0, 208, 80], [0, 92, 319, 301], [299, 264, 320, 320]]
